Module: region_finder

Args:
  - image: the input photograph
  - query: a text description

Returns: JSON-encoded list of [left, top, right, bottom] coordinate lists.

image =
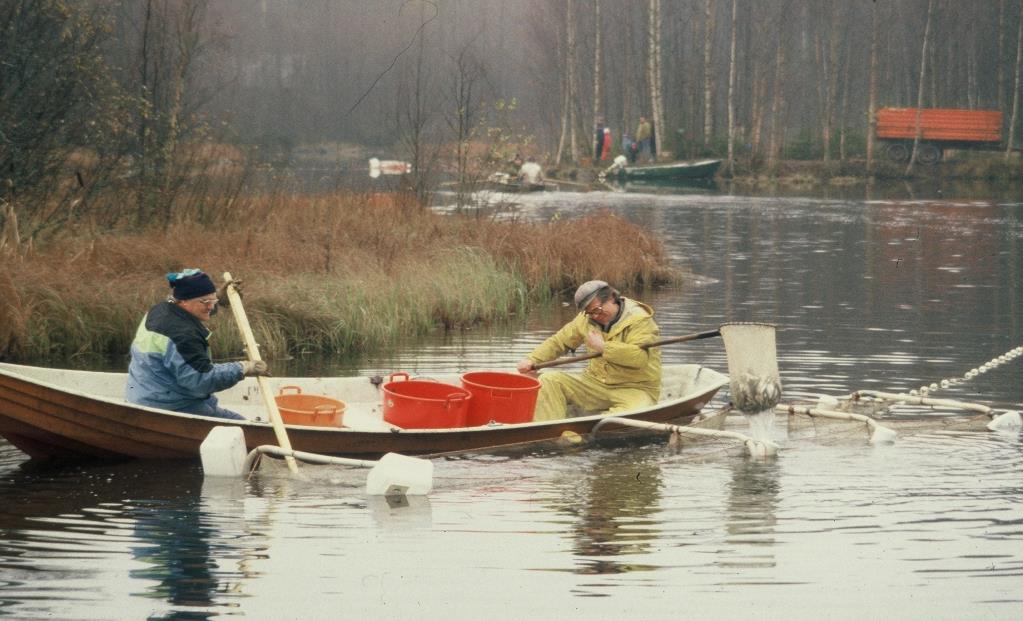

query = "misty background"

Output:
[[210, 0, 1023, 160], [3, 0, 1022, 240]]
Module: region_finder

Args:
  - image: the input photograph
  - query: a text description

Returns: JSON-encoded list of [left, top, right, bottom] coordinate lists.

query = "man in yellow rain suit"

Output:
[[516, 280, 662, 421]]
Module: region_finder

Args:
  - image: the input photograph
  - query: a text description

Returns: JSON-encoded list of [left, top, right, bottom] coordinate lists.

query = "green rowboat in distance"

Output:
[[613, 158, 722, 181], [600, 155, 722, 182]]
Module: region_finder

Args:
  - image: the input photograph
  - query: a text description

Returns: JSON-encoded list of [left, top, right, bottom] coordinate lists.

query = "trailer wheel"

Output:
[[883, 143, 909, 162], [917, 143, 942, 165]]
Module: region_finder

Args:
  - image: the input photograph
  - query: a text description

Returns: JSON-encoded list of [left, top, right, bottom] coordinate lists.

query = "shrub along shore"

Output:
[[0, 192, 681, 365]]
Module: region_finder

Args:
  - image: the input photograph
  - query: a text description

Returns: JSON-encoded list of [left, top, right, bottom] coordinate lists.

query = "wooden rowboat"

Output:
[[0, 362, 729, 462], [610, 158, 722, 181]]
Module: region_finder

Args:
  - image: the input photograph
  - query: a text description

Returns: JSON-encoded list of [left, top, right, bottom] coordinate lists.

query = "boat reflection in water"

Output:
[[605, 176, 719, 195], [563, 451, 664, 576], [132, 474, 231, 611], [557, 446, 781, 580], [0, 457, 272, 619]]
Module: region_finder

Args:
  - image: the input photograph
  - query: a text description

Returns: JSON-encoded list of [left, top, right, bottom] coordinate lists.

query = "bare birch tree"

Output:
[[766, 19, 787, 171], [592, 0, 602, 159], [648, 0, 666, 160], [866, 0, 879, 172], [444, 40, 489, 210], [554, 0, 579, 165], [119, 0, 218, 230], [395, 3, 440, 208], [906, 0, 934, 176], [1006, 0, 1023, 160], [726, 0, 737, 174], [702, 0, 715, 148], [811, 4, 840, 163], [998, 0, 1007, 114]]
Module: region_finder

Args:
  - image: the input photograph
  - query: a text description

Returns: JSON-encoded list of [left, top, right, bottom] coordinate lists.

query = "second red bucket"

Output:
[[461, 371, 541, 426], [382, 372, 471, 429]]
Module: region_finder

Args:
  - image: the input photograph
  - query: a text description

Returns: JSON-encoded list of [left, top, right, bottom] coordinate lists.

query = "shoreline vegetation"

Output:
[[2, 141, 1018, 368], [0, 193, 680, 365]]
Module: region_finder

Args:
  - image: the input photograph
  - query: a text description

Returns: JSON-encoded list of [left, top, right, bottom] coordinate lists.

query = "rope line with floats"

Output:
[[835, 344, 1023, 433], [908, 345, 1023, 397]]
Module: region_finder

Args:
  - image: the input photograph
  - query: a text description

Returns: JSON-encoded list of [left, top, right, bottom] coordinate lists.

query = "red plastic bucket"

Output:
[[460, 371, 541, 426], [275, 386, 346, 427], [382, 372, 471, 429]]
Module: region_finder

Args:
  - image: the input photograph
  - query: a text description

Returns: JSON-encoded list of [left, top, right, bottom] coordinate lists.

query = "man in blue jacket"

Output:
[[126, 268, 269, 419]]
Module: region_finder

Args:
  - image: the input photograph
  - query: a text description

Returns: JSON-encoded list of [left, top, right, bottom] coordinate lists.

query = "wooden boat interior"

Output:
[[0, 362, 730, 432]]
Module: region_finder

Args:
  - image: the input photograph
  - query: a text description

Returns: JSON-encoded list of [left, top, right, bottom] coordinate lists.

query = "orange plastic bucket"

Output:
[[275, 386, 346, 427], [382, 372, 471, 429], [461, 371, 540, 426]]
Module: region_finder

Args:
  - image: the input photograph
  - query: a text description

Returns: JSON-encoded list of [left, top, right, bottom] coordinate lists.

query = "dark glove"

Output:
[[217, 279, 243, 307], [240, 360, 270, 377]]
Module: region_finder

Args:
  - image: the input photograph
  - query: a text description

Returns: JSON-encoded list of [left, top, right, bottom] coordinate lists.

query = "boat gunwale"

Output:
[[622, 158, 722, 173], [0, 362, 731, 460]]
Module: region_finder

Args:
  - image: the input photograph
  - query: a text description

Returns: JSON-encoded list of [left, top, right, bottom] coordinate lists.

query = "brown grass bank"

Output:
[[0, 192, 680, 364]]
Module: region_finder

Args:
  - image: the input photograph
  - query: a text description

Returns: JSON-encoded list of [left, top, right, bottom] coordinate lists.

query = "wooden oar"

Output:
[[532, 328, 722, 370], [222, 272, 299, 473]]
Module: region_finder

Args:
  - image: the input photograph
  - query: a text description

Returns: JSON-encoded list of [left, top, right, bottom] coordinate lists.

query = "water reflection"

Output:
[[367, 494, 433, 529], [718, 458, 781, 572], [4, 186, 1023, 618], [0, 459, 269, 620], [603, 178, 719, 195], [131, 492, 223, 617], [559, 450, 663, 576]]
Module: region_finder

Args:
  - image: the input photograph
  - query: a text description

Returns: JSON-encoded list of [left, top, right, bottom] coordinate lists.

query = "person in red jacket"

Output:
[[594, 120, 612, 161]]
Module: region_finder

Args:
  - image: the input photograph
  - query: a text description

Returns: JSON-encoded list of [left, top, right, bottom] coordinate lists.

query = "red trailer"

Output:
[[875, 107, 1003, 163]]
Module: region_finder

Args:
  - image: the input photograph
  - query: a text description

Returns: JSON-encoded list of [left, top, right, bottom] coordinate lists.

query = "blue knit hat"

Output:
[[167, 268, 216, 300]]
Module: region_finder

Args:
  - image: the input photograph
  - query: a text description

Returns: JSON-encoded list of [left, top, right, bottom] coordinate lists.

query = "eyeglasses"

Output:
[[583, 300, 605, 317], [194, 297, 219, 307]]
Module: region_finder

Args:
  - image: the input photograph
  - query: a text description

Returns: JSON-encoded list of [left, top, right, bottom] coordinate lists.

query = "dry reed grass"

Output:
[[0, 191, 680, 363]]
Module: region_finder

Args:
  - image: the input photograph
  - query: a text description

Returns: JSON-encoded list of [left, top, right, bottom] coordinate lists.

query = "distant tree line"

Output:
[[528, 0, 1023, 170], [3, 0, 1023, 246]]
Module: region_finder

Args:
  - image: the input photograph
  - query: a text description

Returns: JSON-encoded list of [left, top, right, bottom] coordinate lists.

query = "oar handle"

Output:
[[223, 272, 298, 472], [531, 328, 721, 370]]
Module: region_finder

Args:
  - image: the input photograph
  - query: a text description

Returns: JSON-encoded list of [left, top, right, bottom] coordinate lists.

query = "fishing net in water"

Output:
[[720, 323, 782, 414]]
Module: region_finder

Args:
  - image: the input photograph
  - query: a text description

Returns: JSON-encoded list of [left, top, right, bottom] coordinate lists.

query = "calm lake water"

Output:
[[3, 182, 1023, 620]]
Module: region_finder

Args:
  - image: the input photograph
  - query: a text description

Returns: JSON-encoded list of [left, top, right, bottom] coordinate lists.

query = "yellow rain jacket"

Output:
[[528, 297, 662, 398]]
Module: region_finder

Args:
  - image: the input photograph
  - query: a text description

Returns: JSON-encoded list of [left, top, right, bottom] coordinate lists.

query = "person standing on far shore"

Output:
[[594, 120, 612, 161], [636, 116, 653, 162]]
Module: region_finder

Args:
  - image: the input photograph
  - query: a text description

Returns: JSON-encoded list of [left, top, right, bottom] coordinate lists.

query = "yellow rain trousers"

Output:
[[527, 297, 661, 421]]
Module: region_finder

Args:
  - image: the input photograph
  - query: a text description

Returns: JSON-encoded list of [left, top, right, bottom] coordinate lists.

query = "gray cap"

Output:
[[574, 280, 609, 309]]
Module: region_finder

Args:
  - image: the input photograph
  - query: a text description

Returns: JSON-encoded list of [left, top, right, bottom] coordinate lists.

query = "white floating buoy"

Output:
[[746, 439, 779, 458], [365, 452, 434, 496], [817, 395, 840, 409], [200, 426, 249, 477], [868, 424, 898, 444], [987, 410, 1023, 432]]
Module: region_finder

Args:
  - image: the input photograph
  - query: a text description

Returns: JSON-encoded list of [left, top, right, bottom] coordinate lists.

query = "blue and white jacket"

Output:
[[126, 301, 244, 413]]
